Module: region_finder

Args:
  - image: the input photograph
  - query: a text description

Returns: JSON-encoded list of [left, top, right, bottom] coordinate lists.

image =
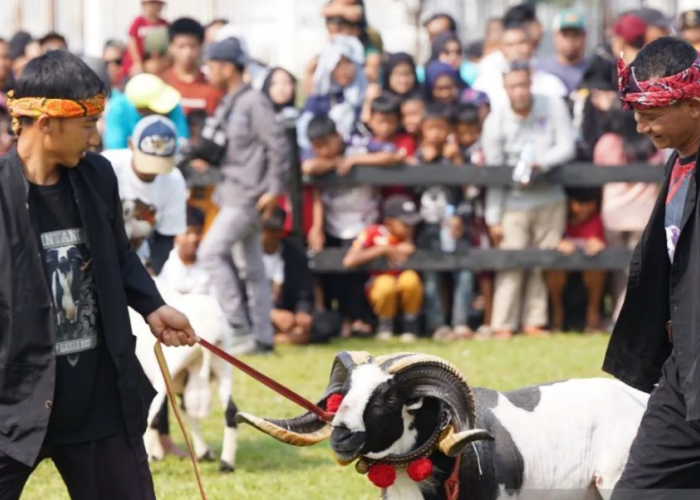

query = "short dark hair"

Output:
[[169, 17, 205, 44], [14, 50, 106, 100], [566, 186, 602, 203], [370, 92, 402, 117], [455, 103, 480, 126], [186, 206, 205, 229], [187, 109, 207, 131], [307, 114, 338, 141], [423, 101, 453, 122], [503, 4, 538, 28], [424, 13, 457, 32], [505, 59, 532, 76], [401, 90, 424, 104], [38, 32, 68, 49], [502, 22, 529, 37], [629, 37, 698, 82]]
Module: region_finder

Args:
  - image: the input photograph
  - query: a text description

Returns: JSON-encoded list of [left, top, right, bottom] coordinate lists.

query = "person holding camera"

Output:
[[194, 37, 290, 355]]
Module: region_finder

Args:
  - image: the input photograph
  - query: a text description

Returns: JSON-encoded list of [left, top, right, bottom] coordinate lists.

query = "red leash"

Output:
[[195, 337, 336, 422]]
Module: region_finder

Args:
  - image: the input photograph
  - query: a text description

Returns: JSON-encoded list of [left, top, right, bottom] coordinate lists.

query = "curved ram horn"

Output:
[[376, 353, 488, 450], [234, 351, 373, 446], [438, 426, 495, 457]]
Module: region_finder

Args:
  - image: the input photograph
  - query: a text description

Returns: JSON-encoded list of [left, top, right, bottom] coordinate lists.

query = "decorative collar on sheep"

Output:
[[235, 351, 494, 493]]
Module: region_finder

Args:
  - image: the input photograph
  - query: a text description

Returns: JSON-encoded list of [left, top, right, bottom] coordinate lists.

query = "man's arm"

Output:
[[302, 157, 338, 176], [343, 243, 388, 269], [109, 167, 165, 318], [538, 96, 576, 171], [250, 94, 291, 197]]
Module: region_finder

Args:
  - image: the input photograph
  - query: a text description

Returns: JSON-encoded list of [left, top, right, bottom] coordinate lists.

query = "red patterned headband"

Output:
[[617, 57, 700, 110]]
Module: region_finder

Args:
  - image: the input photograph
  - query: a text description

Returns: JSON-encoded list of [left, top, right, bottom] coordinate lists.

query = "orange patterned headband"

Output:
[[5, 90, 106, 134]]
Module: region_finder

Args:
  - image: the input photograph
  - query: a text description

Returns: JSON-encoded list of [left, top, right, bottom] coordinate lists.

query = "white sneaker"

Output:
[[376, 331, 394, 341], [399, 333, 418, 343]]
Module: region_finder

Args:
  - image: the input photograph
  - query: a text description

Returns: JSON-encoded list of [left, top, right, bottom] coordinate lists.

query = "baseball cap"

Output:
[[125, 73, 181, 115], [635, 8, 673, 30], [553, 9, 586, 32], [383, 195, 422, 226], [680, 10, 700, 30], [612, 14, 648, 45], [130, 115, 178, 175], [207, 37, 248, 66]]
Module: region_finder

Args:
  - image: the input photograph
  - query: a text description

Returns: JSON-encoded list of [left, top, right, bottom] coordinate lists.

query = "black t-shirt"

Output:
[[28, 172, 124, 445]]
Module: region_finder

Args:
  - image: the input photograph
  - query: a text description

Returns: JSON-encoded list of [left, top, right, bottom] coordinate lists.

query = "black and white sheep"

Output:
[[131, 279, 239, 472], [236, 351, 649, 500]]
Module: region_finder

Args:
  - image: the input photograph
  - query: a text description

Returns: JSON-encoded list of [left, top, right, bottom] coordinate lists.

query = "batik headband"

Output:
[[618, 56, 700, 110], [5, 90, 106, 134]]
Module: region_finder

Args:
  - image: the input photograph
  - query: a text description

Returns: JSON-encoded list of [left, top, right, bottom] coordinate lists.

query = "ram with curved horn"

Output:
[[236, 351, 650, 500]]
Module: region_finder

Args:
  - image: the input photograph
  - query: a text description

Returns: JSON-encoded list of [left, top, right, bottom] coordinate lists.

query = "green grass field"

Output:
[[23, 334, 612, 500]]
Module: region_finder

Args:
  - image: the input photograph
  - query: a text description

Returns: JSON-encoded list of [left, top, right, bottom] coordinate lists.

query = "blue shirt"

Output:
[[103, 92, 190, 150]]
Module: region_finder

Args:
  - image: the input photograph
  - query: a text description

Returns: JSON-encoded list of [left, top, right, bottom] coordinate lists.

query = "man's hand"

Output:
[[557, 239, 577, 255], [308, 226, 325, 252], [443, 141, 461, 163], [336, 157, 356, 176], [448, 215, 464, 240], [584, 237, 606, 256], [147, 305, 197, 347], [271, 309, 295, 333], [257, 192, 278, 219], [488, 225, 503, 247]]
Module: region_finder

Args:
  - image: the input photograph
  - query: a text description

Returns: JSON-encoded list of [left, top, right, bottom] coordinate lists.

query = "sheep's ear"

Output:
[[438, 426, 495, 457]]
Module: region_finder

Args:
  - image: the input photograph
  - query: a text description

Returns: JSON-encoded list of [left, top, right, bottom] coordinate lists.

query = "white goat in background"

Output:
[[131, 279, 239, 472]]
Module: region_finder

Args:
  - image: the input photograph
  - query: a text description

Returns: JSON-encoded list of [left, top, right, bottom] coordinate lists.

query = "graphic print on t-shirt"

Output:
[[41, 228, 99, 366], [665, 157, 696, 262]]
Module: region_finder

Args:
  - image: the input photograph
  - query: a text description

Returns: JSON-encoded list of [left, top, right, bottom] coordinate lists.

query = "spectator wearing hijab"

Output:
[[382, 52, 418, 99], [296, 35, 367, 151], [417, 31, 477, 87], [423, 61, 464, 105]]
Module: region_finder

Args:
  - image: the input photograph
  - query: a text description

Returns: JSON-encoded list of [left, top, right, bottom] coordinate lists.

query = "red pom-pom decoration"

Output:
[[326, 393, 344, 413], [407, 458, 434, 483], [368, 464, 397, 489]]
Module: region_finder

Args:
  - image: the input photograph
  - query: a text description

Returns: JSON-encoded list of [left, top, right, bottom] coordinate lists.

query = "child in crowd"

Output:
[[343, 194, 423, 342], [547, 188, 606, 333], [455, 102, 494, 334], [123, 0, 169, 78], [302, 114, 378, 337], [400, 91, 425, 140], [414, 103, 474, 339], [158, 206, 212, 295]]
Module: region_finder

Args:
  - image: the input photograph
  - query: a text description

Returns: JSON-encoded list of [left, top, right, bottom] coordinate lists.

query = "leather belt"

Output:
[[666, 320, 673, 344]]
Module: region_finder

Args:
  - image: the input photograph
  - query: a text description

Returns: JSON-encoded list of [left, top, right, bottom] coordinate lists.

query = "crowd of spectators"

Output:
[[1, 0, 697, 349]]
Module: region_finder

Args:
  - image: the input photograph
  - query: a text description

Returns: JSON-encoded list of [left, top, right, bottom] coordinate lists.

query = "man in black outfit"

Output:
[[0, 51, 196, 500], [605, 37, 700, 499]]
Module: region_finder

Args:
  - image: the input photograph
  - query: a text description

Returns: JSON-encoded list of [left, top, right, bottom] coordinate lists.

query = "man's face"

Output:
[[401, 99, 424, 136], [682, 27, 700, 46], [554, 28, 586, 62], [368, 112, 399, 142], [175, 225, 203, 261], [504, 69, 532, 112], [456, 123, 480, 148], [426, 17, 452, 43], [646, 26, 670, 45], [501, 28, 533, 63], [311, 134, 344, 160], [144, 53, 171, 76], [170, 34, 201, 71], [526, 20, 544, 50], [633, 100, 700, 152], [261, 227, 281, 255], [142, 1, 165, 19], [0, 42, 11, 82], [421, 117, 450, 146], [206, 60, 233, 90], [40, 115, 102, 167]]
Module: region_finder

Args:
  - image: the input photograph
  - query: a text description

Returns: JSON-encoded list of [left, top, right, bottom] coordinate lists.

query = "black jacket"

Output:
[[603, 148, 700, 420], [0, 147, 164, 466], [274, 239, 314, 314]]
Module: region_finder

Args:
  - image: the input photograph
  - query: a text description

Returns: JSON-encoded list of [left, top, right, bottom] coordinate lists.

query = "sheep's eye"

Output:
[[387, 396, 397, 405]]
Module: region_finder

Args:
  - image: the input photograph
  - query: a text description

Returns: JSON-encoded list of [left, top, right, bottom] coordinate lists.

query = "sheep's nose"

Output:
[[331, 425, 365, 458]]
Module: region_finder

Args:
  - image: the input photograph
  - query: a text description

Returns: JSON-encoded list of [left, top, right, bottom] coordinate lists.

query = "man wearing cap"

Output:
[[605, 37, 700, 498], [197, 37, 290, 355], [634, 8, 673, 45], [0, 50, 195, 499], [103, 72, 189, 149], [101, 114, 187, 275], [539, 9, 588, 94]]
